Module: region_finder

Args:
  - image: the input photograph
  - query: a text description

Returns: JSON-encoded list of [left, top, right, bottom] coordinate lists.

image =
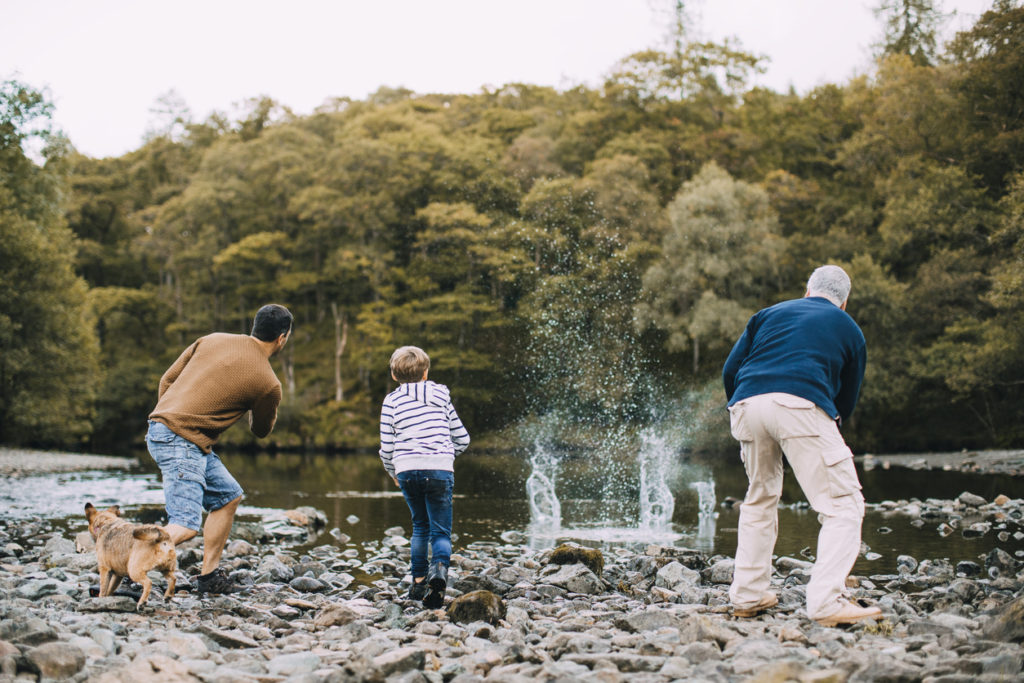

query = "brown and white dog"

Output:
[[84, 503, 177, 606]]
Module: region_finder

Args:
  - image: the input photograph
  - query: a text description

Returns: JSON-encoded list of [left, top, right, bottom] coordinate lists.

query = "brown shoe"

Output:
[[814, 602, 882, 627], [732, 592, 778, 618]]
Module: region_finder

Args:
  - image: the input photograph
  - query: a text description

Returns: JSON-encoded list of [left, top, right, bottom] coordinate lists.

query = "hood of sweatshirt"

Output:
[[398, 380, 450, 407]]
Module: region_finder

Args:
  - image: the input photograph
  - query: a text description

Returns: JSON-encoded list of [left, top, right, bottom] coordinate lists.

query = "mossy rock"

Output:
[[547, 544, 604, 576], [446, 590, 506, 626]]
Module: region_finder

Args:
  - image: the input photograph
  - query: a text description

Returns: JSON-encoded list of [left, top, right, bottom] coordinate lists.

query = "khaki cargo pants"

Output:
[[728, 392, 865, 620]]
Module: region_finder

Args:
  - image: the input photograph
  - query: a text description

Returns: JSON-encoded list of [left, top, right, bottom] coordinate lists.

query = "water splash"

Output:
[[526, 444, 561, 531], [639, 428, 675, 531], [690, 479, 718, 551]]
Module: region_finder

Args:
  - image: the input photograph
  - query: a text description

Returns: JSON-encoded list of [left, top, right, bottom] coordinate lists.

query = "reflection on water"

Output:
[[10, 449, 1024, 577]]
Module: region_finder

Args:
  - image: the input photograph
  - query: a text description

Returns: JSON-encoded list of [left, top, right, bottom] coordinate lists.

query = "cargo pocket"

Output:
[[728, 403, 753, 442], [172, 451, 206, 484], [822, 446, 861, 498], [772, 394, 822, 439]]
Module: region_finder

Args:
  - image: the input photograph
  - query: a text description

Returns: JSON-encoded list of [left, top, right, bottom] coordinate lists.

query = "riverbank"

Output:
[[860, 451, 1024, 478], [5, 446, 1024, 479], [0, 449, 136, 478], [1, 491, 1023, 682]]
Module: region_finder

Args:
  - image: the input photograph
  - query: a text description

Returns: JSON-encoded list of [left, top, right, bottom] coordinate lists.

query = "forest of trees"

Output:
[[2, 1, 1022, 456]]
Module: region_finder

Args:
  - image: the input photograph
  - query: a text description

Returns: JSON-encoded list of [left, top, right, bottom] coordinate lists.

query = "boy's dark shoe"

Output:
[[423, 562, 448, 609], [196, 567, 248, 595], [407, 579, 428, 601]]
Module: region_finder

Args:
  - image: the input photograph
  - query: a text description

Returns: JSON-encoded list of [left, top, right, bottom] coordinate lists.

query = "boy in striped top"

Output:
[[379, 346, 470, 608]]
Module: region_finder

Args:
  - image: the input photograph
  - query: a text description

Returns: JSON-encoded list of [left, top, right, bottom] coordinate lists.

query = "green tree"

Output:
[[636, 162, 784, 374], [0, 80, 100, 445], [873, 0, 943, 66]]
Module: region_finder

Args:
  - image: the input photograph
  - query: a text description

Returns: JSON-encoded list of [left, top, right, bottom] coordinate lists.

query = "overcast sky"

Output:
[[4, 0, 994, 159]]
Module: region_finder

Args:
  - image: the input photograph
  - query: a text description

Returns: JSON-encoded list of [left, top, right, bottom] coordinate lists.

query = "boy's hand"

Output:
[[391, 476, 399, 487]]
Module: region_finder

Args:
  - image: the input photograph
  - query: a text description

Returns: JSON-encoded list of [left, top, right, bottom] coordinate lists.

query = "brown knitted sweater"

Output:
[[149, 333, 282, 453]]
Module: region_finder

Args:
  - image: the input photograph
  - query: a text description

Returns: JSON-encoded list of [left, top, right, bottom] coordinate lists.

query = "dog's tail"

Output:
[[132, 526, 170, 542]]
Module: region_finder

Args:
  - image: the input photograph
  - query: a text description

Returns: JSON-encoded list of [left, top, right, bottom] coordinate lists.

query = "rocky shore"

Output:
[[1, 491, 1023, 683]]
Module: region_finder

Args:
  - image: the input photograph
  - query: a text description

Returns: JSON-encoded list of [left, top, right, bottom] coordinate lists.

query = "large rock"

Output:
[[655, 560, 701, 592], [314, 602, 363, 628], [705, 558, 735, 584], [546, 543, 604, 575], [92, 654, 195, 683], [984, 595, 1024, 642], [197, 625, 258, 649], [0, 617, 57, 645], [613, 609, 678, 633], [257, 555, 295, 582], [25, 642, 85, 679], [267, 652, 322, 676], [540, 563, 604, 594], [447, 590, 506, 625], [373, 647, 425, 676]]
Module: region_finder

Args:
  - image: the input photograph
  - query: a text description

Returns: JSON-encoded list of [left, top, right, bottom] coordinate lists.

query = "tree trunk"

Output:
[[332, 302, 348, 402], [692, 337, 700, 375]]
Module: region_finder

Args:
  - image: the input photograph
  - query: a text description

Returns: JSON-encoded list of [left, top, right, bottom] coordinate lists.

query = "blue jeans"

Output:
[[146, 420, 244, 531], [397, 470, 453, 578]]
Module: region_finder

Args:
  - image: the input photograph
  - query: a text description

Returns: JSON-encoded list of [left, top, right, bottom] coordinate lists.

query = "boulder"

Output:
[[984, 595, 1024, 642], [446, 590, 506, 625], [546, 543, 604, 575], [25, 642, 85, 680], [540, 563, 604, 594]]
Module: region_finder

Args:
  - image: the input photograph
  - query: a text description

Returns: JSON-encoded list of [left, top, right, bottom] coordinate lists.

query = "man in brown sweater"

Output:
[[146, 304, 292, 594]]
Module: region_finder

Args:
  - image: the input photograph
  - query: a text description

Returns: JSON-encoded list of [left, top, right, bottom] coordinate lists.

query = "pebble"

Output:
[[0, 493, 1022, 682]]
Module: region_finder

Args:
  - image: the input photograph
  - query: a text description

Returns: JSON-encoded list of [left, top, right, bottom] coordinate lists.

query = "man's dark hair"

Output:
[[252, 304, 293, 342]]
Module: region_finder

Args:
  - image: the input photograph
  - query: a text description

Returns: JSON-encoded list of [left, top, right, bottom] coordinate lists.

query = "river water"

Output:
[[4, 449, 1023, 578]]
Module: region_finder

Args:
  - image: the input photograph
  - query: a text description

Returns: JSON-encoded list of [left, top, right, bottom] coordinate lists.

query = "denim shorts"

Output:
[[146, 420, 244, 531]]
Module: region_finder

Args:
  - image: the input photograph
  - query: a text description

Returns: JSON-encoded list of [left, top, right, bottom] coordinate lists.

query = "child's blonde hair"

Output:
[[390, 346, 431, 383]]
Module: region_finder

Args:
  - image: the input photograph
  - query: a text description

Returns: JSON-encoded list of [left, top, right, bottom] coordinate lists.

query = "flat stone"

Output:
[[26, 642, 85, 679], [0, 616, 58, 645], [373, 646, 425, 676], [266, 651, 321, 676], [197, 625, 259, 649], [613, 609, 677, 632], [562, 653, 666, 672]]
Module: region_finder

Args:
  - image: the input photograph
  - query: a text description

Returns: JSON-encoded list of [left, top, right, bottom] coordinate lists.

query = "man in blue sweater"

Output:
[[722, 265, 882, 627]]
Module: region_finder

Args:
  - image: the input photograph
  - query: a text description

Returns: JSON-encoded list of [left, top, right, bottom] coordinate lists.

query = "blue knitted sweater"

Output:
[[722, 297, 866, 423]]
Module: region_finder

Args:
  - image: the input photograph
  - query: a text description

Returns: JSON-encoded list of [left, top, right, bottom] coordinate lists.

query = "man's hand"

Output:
[[391, 475, 399, 487]]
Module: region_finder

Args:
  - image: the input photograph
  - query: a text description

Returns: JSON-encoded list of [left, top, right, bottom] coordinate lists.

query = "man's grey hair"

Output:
[[806, 265, 851, 307]]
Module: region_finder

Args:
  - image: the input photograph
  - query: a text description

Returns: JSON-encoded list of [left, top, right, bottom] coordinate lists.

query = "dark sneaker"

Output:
[[195, 568, 248, 595], [407, 580, 428, 601], [423, 562, 448, 609]]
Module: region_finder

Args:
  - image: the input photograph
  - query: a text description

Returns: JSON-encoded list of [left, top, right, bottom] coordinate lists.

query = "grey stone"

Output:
[[165, 633, 209, 659], [289, 576, 327, 592], [26, 642, 86, 679], [613, 609, 677, 632], [562, 653, 666, 672], [373, 646, 424, 676], [197, 625, 259, 649], [0, 616, 57, 645], [655, 561, 700, 592], [256, 556, 294, 582], [705, 558, 735, 584], [958, 491, 987, 507], [540, 563, 603, 594], [266, 651, 321, 676]]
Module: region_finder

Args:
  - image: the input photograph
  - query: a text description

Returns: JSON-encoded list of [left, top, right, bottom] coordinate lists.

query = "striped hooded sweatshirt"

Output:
[[379, 380, 470, 477]]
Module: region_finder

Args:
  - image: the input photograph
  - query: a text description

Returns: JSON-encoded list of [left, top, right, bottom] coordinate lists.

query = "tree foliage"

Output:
[[5, 3, 1024, 453]]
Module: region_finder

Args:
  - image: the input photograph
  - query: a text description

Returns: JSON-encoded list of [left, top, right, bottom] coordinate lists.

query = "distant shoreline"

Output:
[[3, 446, 1024, 478], [857, 450, 1024, 477], [0, 448, 137, 477]]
